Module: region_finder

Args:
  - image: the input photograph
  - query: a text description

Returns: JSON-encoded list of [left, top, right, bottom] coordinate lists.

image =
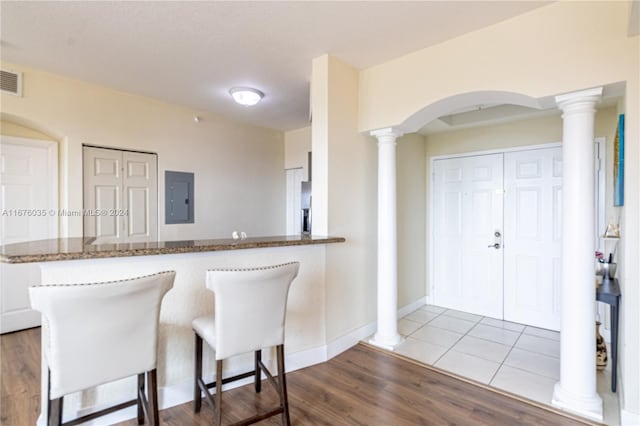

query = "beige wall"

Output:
[[284, 126, 311, 180], [359, 2, 637, 131], [397, 133, 426, 307], [0, 121, 55, 141], [0, 63, 285, 241], [312, 55, 377, 343], [311, 55, 428, 344], [358, 1, 639, 415]]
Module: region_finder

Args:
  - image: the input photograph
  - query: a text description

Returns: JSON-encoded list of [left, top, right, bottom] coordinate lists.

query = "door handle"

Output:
[[488, 243, 500, 249]]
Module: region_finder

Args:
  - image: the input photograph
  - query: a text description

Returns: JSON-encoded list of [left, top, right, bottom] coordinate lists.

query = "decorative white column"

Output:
[[369, 127, 404, 350], [553, 87, 603, 421]]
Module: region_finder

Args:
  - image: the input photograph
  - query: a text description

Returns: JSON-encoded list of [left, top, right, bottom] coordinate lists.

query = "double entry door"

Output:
[[83, 146, 158, 244], [433, 147, 562, 330]]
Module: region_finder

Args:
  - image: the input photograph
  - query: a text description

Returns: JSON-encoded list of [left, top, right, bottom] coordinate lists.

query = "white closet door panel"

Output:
[[83, 147, 123, 243], [95, 185, 121, 239], [123, 151, 157, 242], [128, 187, 150, 238]]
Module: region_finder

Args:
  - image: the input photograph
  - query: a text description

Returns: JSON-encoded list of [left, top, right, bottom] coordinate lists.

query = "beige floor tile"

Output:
[[404, 309, 438, 324], [428, 315, 476, 334], [468, 324, 520, 346], [491, 365, 556, 405], [523, 326, 560, 341], [442, 309, 483, 323], [480, 317, 525, 332], [515, 334, 560, 358], [398, 318, 423, 336], [503, 348, 560, 380], [420, 304, 447, 314], [434, 350, 501, 384], [451, 335, 511, 363], [394, 337, 449, 365], [411, 324, 463, 347]]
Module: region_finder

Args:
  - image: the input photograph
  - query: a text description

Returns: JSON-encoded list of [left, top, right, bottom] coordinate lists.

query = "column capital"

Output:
[[370, 127, 404, 143], [555, 87, 603, 111]]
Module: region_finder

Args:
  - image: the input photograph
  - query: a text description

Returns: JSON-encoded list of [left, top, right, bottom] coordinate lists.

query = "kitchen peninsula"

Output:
[[1, 234, 345, 425]]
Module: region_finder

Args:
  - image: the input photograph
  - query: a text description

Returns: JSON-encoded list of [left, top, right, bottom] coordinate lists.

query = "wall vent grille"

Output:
[[1, 70, 22, 96]]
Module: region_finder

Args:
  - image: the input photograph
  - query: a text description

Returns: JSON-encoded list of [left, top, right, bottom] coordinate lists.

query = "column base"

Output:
[[368, 332, 403, 351], [552, 382, 603, 421]]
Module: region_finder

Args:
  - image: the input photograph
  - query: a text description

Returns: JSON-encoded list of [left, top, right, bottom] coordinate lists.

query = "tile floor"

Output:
[[392, 304, 621, 425]]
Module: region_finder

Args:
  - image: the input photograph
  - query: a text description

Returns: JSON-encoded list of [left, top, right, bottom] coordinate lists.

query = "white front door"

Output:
[[1, 136, 58, 333], [503, 147, 562, 330], [83, 146, 157, 244], [433, 154, 504, 318]]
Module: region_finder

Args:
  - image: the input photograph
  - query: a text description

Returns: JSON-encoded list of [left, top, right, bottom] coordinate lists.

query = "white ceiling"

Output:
[[1, 1, 554, 131]]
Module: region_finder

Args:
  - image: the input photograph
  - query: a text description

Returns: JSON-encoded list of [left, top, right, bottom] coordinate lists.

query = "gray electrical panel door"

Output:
[[165, 171, 194, 224]]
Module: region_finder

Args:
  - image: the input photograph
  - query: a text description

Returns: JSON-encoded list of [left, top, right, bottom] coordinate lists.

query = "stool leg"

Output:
[[49, 397, 63, 426], [148, 369, 159, 426], [255, 349, 262, 393], [276, 345, 290, 426], [215, 360, 223, 426], [137, 373, 145, 424], [194, 333, 203, 413]]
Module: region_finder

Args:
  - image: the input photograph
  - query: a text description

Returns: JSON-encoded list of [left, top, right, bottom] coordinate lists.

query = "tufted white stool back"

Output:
[[207, 262, 299, 360], [29, 270, 175, 425]]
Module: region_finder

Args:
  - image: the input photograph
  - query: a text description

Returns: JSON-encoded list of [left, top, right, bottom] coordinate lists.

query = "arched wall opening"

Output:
[[400, 90, 546, 133], [1, 112, 62, 141]]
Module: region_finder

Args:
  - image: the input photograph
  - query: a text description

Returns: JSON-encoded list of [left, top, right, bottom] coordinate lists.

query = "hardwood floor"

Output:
[[0, 327, 41, 426], [1, 328, 595, 425]]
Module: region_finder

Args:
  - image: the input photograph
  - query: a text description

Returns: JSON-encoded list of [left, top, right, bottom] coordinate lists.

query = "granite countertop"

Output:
[[0, 235, 346, 264]]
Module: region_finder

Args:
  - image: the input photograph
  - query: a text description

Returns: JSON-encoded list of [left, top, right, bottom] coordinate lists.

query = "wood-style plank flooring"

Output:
[[1, 327, 594, 425]]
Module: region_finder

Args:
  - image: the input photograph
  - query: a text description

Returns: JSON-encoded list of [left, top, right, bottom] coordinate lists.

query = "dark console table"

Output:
[[596, 278, 620, 392]]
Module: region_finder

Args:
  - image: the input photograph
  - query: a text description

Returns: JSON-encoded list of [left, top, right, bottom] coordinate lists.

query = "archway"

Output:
[[369, 87, 606, 421]]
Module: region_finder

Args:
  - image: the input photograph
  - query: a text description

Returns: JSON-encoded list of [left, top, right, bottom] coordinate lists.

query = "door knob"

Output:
[[488, 243, 500, 249]]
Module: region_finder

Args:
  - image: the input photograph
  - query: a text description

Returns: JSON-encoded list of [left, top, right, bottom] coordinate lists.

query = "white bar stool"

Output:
[[192, 262, 300, 425], [29, 271, 175, 426]]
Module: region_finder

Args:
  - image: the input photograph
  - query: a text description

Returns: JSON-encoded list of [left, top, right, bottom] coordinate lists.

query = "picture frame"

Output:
[[613, 114, 625, 206]]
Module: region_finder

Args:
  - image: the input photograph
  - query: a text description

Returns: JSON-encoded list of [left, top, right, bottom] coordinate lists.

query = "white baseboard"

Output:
[[398, 297, 427, 318], [621, 408, 640, 426], [327, 321, 377, 359], [286, 344, 329, 371], [53, 296, 430, 426]]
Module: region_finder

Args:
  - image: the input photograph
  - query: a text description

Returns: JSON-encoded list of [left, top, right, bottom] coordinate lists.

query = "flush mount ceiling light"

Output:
[[229, 87, 264, 106]]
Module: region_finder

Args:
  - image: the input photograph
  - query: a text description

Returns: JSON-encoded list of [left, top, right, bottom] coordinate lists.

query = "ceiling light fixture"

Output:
[[229, 87, 264, 106]]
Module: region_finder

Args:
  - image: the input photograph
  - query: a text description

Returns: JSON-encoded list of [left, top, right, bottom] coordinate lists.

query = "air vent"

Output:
[[1, 70, 22, 96]]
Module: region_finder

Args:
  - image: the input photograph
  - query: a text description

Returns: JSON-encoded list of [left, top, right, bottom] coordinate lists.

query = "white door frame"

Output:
[[1, 136, 58, 333], [285, 167, 304, 235], [0, 136, 59, 240], [594, 137, 606, 252]]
